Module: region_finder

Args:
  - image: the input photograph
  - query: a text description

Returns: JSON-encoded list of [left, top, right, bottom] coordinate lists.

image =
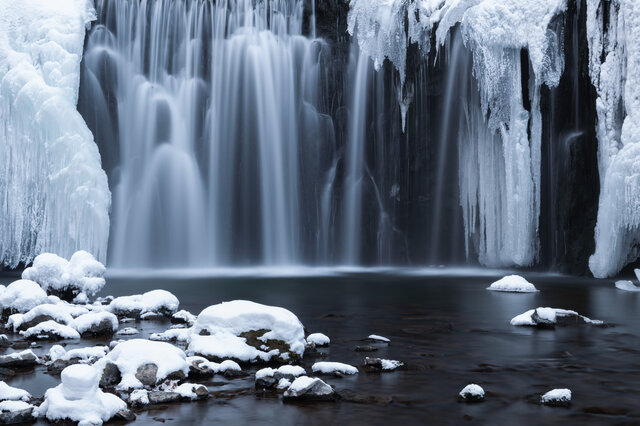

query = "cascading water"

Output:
[[80, 0, 334, 268]]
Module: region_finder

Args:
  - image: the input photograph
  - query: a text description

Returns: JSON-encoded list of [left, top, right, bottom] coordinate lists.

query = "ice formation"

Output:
[[587, 0, 640, 277], [486, 275, 539, 293], [0, 0, 110, 268], [36, 364, 126, 425], [348, 0, 567, 269]]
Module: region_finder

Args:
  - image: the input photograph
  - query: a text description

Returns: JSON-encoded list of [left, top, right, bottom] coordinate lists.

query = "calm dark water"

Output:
[[1, 272, 639, 425]]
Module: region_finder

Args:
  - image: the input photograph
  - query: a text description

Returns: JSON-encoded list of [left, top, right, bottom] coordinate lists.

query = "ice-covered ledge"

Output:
[[0, 0, 110, 268]]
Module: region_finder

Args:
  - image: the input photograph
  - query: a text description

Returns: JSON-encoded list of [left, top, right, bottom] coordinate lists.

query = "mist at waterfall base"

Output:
[[78, 0, 605, 274]]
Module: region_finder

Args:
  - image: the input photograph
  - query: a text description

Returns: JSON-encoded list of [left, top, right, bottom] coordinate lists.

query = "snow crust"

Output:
[[95, 339, 188, 389], [0, 280, 49, 313], [306, 333, 330, 346], [108, 290, 179, 316], [312, 362, 358, 375], [23, 251, 106, 297], [190, 300, 306, 361], [0, 381, 30, 401], [541, 388, 571, 404], [486, 275, 539, 293], [35, 364, 126, 426], [0, 0, 110, 268]]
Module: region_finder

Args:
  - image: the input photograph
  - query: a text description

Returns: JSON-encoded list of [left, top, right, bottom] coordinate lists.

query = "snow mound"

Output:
[[0, 0, 110, 270], [22, 251, 106, 298], [36, 364, 126, 425], [615, 280, 640, 292], [190, 300, 306, 362], [0, 381, 30, 401], [95, 339, 189, 389], [256, 365, 305, 380], [174, 383, 208, 400], [541, 388, 571, 405], [7, 302, 88, 331], [0, 280, 49, 313], [312, 362, 358, 375], [172, 310, 196, 326], [21, 320, 80, 340], [487, 275, 539, 293], [108, 290, 179, 317], [511, 308, 603, 326], [149, 327, 190, 343], [458, 384, 485, 402], [0, 400, 32, 413], [306, 333, 330, 346]]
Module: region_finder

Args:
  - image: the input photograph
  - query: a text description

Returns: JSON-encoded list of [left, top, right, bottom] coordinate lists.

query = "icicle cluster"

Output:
[[587, 0, 640, 277], [348, 0, 567, 268], [0, 0, 111, 267]]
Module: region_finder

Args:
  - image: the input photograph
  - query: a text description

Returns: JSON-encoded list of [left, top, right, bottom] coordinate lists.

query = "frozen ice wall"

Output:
[[348, 0, 567, 268], [587, 0, 640, 277], [0, 0, 110, 267]]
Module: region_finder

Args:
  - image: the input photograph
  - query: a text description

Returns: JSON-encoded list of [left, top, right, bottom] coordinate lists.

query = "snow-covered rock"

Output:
[[173, 383, 208, 400], [511, 308, 604, 327], [22, 251, 106, 299], [0, 400, 34, 424], [94, 339, 189, 389], [7, 302, 89, 331], [255, 365, 306, 389], [187, 356, 241, 379], [615, 280, 640, 292], [48, 345, 108, 363], [487, 275, 539, 293], [0, 280, 49, 313], [283, 376, 337, 401], [189, 300, 306, 363], [458, 384, 485, 402], [541, 388, 571, 406], [306, 333, 330, 347], [0, 350, 38, 369], [171, 310, 196, 326], [0, 0, 110, 270], [70, 311, 118, 336], [312, 362, 358, 376], [108, 290, 179, 317], [367, 334, 390, 343], [21, 320, 80, 340], [115, 327, 139, 336], [0, 381, 30, 402], [128, 389, 149, 406], [35, 364, 126, 425], [363, 357, 404, 372], [277, 378, 292, 389], [149, 327, 190, 343]]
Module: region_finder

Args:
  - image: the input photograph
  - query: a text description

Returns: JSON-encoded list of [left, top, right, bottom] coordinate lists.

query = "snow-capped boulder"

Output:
[[541, 388, 571, 407], [187, 357, 242, 380], [171, 310, 196, 326], [0, 350, 38, 369], [7, 303, 89, 332], [115, 327, 139, 336], [0, 381, 30, 402], [0, 280, 49, 314], [108, 290, 179, 318], [511, 308, 604, 328], [366, 334, 390, 344], [0, 400, 35, 424], [172, 383, 208, 400], [363, 357, 404, 372], [458, 384, 485, 402], [188, 300, 306, 364], [283, 376, 338, 401], [255, 365, 306, 389], [21, 320, 80, 340], [312, 362, 358, 376], [487, 275, 539, 293], [94, 339, 189, 389], [70, 311, 118, 337], [22, 251, 106, 300], [306, 333, 330, 347], [35, 364, 127, 425]]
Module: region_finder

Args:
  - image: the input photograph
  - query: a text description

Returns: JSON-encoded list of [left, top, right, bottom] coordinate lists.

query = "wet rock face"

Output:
[[100, 362, 122, 388], [135, 363, 159, 387], [255, 376, 278, 390], [113, 409, 136, 422]]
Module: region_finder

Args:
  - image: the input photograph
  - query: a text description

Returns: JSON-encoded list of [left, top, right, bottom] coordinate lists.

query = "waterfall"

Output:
[[81, 0, 332, 268]]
